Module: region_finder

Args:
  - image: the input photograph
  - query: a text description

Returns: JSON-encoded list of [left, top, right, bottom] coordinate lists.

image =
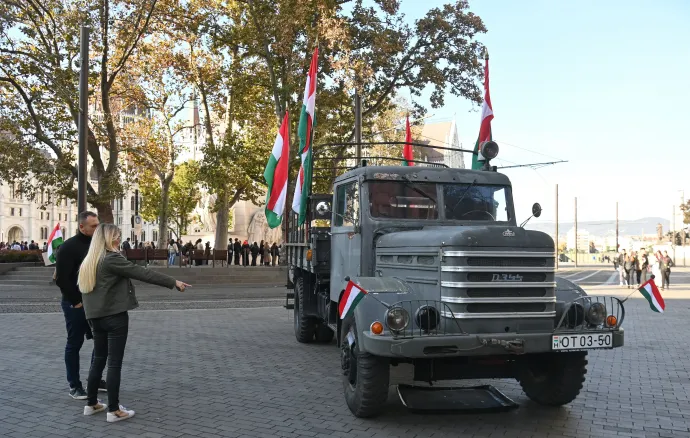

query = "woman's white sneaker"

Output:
[[106, 406, 135, 423], [83, 401, 107, 416]]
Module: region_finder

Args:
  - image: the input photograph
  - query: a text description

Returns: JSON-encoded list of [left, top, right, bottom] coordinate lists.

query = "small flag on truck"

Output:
[[638, 278, 665, 313], [403, 115, 414, 166], [471, 50, 494, 170], [339, 280, 368, 319]]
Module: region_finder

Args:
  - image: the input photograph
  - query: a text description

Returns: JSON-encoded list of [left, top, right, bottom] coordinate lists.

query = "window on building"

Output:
[[130, 196, 135, 210], [131, 231, 135, 241], [40, 212, 44, 220], [118, 216, 122, 225], [62, 227, 66, 236], [10, 208, 15, 216], [47, 213, 50, 220], [75, 215, 77, 221], [153, 231, 158, 242], [119, 198, 123, 209], [141, 231, 146, 242], [40, 192, 44, 204], [18, 208, 22, 217]]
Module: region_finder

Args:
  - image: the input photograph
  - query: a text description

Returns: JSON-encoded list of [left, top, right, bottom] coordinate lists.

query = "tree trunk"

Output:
[[214, 191, 229, 249], [92, 201, 114, 225], [158, 179, 172, 250]]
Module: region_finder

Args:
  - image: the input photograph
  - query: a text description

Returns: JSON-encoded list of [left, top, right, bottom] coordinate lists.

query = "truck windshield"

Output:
[[443, 184, 510, 221], [369, 181, 511, 222]]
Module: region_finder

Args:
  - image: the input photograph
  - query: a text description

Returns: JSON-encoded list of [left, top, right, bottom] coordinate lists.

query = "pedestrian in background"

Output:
[[638, 248, 649, 285], [617, 250, 626, 287], [167, 239, 178, 266], [250, 241, 259, 266], [661, 250, 674, 290], [259, 240, 265, 266], [263, 242, 271, 266], [271, 242, 279, 266], [55, 211, 104, 399], [242, 240, 250, 266], [227, 238, 233, 266], [623, 253, 634, 289], [77, 223, 190, 423], [233, 238, 241, 265]]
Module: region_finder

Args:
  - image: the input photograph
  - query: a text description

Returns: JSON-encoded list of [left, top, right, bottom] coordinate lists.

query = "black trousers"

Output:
[[234, 253, 240, 265], [87, 312, 129, 412], [663, 270, 671, 288]]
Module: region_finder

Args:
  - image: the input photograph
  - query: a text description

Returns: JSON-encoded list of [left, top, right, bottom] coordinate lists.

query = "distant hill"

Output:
[[526, 217, 670, 237]]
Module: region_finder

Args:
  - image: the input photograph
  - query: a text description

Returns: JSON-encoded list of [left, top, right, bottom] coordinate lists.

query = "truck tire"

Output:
[[517, 351, 588, 406], [294, 277, 316, 343], [340, 318, 389, 418], [315, 324, 334, 343]]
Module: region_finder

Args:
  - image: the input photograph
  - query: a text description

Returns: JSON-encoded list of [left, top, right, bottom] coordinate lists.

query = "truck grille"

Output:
[[441, 250, 556, 320], [467, 257, 547, 267]]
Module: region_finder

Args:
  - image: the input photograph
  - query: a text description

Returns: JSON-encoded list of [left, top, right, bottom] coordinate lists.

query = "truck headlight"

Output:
[[415, 305, 440, 331], [385, 307, 409, 332], [585, 302, 606, 326]]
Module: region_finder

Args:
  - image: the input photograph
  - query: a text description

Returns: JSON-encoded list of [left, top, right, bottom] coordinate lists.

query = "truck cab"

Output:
[[285, 160, 624, 418]]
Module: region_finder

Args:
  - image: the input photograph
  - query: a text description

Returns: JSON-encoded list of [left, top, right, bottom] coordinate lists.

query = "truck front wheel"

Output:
[[340, 318, 390, 418], [294, 277, 317, 343], [517, 351, 588, 406]]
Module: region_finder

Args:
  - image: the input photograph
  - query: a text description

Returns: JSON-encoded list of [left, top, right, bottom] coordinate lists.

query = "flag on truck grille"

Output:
[[471, 52, 494, 170], [638, 278, 665, 313], [263, 111, 290, 229], [47, 223, 63, 264], [403, 115, 414, 166], [339, 280, 367, 319], [292, 46, 318, 226]]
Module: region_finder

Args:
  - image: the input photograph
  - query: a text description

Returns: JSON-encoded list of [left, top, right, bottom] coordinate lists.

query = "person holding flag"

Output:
[[54, 211, 106, 399], [292, 47, 318, 226], [472, 50, 494, 170], [264, 111, 290, 228]]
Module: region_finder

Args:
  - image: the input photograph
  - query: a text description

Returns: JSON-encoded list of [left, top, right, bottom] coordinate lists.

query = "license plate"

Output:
[[552, 333, 613, 350]]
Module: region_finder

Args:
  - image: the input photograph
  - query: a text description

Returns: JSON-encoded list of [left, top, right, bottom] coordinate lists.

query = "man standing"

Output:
[[233, 238, 241, 265], [617, 249, 626, 287], [55, 211, 104, 399], [661, 250, 674, 290], [227, 238, 233, 266]]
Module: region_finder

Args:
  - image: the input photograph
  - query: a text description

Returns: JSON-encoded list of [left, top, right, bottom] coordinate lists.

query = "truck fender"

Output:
[[554, 277, 589, 323]]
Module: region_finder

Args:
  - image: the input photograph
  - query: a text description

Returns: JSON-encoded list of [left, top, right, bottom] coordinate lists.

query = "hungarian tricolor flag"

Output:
[[638, 278, 665, 313], [292, 47, 318, 226], [471, 52, 494, 170], [339, 280, 367, 319], [402, 115, 414, 166], [47, 223, 63, 264], [263, 111, 290, 229]]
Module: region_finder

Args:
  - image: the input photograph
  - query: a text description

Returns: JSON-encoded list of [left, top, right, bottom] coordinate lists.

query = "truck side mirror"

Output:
[[532, 203, 542, 218]]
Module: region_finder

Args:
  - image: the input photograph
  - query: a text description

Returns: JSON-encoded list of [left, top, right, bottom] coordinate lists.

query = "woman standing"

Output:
[[77, 224, 190, 423], [652, 250, 663, 283], [167, 239, 178, 266], [623, 253, 634, 288]]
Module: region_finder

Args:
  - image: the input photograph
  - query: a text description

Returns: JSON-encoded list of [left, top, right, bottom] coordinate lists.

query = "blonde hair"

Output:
[[77, 223, 121, 294]]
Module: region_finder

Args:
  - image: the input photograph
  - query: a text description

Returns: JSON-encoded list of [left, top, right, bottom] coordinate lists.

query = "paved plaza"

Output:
[[1, 270, 690, 437]]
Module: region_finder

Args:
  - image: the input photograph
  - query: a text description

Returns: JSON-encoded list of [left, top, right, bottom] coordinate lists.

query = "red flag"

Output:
[[403, 115, 414, 166]]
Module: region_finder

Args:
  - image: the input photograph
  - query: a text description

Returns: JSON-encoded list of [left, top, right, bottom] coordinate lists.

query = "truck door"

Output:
[[330, 180, 361, 302]]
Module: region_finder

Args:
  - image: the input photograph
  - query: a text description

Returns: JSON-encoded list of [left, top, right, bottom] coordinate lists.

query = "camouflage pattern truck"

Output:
[[285, 144, 624, 417]]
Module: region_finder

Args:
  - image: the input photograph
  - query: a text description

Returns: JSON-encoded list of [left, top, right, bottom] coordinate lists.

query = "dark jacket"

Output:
[[81, 251, 176, 319], [55, 231, 92, 306], [233, 241, 241, 253]]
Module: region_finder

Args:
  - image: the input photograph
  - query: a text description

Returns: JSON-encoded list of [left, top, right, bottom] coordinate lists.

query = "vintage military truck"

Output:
[[285, 143, 624, 418]]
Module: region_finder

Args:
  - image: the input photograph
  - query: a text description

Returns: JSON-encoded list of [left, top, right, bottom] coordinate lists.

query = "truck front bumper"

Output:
[[358, 329, 624, 358]]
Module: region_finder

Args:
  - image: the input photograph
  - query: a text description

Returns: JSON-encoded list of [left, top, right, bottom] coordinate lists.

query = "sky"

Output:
[[398, 0, 690, 227]]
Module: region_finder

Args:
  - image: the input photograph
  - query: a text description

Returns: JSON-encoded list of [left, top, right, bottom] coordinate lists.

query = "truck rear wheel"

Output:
[[340, 318, 389, 418], [294, 277, 317, 343], [517, 351, 588, 406]]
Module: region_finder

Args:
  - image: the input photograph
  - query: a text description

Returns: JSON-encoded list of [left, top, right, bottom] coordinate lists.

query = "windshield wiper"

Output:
[[401, 176, 437, 206], [451, 179, 477, 212]]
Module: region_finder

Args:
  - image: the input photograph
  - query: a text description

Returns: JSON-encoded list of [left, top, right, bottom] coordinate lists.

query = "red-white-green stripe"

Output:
[[403, 115, 414, 166], [472, 54, 494, 170], [638, 278, 665, 313], [263, 111, 290, 229], [292, 47, 318, 226], [339, 281, 367, 319], [47, 223, 63, 263]]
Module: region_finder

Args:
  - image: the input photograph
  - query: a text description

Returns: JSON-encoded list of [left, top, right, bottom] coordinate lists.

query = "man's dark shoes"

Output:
[[69, 387, 88, 400], [98, 380, 107, 393]]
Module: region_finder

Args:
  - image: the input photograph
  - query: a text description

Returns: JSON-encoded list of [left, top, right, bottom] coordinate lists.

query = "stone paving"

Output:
[[1, 291, 690, 438]]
